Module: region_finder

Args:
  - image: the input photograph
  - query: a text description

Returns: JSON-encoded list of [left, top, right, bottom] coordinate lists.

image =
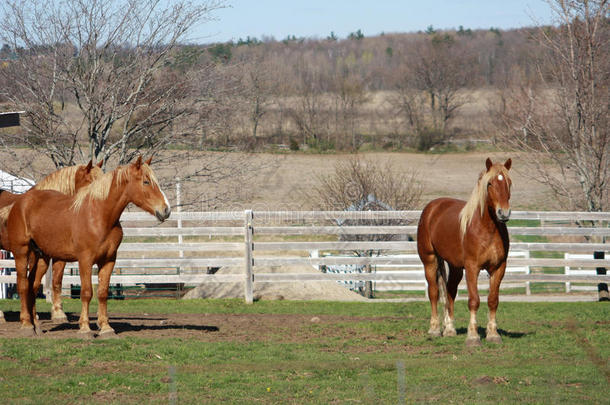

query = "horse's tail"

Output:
[[436, 258, 448, 308], [0, 203, 14, 226]]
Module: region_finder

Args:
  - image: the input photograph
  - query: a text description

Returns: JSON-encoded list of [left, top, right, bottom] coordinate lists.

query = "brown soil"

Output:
[[0, 311, 411, 342]]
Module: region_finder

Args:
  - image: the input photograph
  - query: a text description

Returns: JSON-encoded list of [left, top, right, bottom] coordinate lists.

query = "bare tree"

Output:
[[310, 155, 423, 297], [288, 56, 332, 149], [0, 0, 226, 168], [389, 34, 473, 150], [331, 58, 368, 150], [493, 0, 608, 212], [237, 52, 277, 142]]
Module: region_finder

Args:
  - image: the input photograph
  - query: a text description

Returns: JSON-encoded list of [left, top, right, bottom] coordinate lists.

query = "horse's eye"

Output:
[[143, 180, 150, 186], [487, 182, 492, 187]]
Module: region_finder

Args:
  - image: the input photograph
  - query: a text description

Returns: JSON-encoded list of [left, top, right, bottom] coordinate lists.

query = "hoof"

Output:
[[51, 313, 68, 324], [19, 326, 37, 337], [428, 328, 442, 338], [443, 327, 457, 337], [77, 330, 95, 340], [98, 329, 118, 339], [486, 334, 503, 344], [465, 336, 482, 347]]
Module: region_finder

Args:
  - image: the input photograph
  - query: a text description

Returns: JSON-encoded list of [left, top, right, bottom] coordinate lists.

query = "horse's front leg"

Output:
[[443, 265, 464, 337], [96, 258, 117, 338], [77, 258, 95, 337], [464, 263, 481, 346], [486, 262, 507, 344], [51, 260, 68, 322]]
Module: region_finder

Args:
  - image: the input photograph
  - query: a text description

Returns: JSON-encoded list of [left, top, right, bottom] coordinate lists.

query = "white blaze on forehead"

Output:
[[498, 174, 504, 181]]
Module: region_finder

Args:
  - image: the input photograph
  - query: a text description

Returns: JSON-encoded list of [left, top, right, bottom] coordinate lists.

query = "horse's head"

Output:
[[484, 157, 512, 222], [126, 156, 171, 222], [74, 160, 104, 191]]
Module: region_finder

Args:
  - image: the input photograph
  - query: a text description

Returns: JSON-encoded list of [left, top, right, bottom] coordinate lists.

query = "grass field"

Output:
[[0, 298, 608, 404]]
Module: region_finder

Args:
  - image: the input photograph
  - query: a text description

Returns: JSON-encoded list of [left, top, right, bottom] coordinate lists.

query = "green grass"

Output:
[[1, 298, 608, 404]]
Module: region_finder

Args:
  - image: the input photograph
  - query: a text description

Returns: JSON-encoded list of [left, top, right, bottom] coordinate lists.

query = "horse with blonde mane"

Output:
[[0, 160, 103, 324], [6, 156, 170, 337], [417, 157, 512, 346]]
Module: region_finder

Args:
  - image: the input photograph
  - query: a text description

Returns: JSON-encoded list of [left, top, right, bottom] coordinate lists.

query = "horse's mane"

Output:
[[71, 163, 159, 212], [0, 164, 102, 224], [34, 164, 102, 195], [458, 164, 510, 237]]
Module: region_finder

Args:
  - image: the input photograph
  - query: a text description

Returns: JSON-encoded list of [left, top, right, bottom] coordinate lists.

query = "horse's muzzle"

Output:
[[496, 208, 511, 223], [155, 206, 171, 222]]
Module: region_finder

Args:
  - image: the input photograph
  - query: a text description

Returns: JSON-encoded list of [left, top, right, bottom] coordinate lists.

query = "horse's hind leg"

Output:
[[51, 261, 68, 323], [423, 255, 442, 337], [443, 265, 464, 337], [0, 310, 4, 324], [15, 252, 36, 335], [31, 257, 52, 331]]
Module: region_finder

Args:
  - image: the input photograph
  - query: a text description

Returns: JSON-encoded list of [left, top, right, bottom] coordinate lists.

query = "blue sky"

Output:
[[191, 0, 554, 44]]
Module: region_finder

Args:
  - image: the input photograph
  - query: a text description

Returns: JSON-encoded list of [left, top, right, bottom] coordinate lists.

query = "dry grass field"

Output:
[[192, 151, 556, 211], [0, 149, 556, 211]]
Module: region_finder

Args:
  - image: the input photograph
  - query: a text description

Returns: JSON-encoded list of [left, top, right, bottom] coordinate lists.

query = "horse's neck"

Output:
[[469, 204, 500, 235], [91, 178, 131, 228]]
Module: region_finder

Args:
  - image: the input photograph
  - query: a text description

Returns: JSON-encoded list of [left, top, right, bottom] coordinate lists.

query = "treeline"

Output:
[[165, 26, 546, 151], [0, 25, 546, 152]]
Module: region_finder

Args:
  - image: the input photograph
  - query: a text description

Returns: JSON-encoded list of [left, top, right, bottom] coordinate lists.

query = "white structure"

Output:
[[0, 169, 34, 194], [0, 169, 33, 298]]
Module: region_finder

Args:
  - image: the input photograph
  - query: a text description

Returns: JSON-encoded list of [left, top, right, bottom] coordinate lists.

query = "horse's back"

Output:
[[417, 198, 466, 267], [8, 189, 75, 244]]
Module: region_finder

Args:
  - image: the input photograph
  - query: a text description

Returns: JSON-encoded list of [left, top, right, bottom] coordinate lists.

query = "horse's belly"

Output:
[[34, 238, 78, 262]]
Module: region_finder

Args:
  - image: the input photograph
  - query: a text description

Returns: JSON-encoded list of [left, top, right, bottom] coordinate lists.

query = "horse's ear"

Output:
[[504, 158, 512, 171], [485, 158, 493, 171], [145, 156, 152, 166], [97, 159, 104, 168], [85, 160, 93, 171], [133, 156, 143, 169]]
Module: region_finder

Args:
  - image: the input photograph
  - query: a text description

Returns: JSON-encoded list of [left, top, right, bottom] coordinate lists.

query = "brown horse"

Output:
[[6, 156, 170, 337], [0, 161, 103, 324], [417, 157, 512, 346]]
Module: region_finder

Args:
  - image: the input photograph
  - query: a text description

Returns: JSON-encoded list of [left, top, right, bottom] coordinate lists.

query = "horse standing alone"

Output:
[[417, 158, 512, 346], [6, 156, 170, 337]]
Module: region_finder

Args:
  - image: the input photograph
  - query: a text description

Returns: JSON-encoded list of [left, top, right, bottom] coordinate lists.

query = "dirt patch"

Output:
[[0, 311, 402, 342]]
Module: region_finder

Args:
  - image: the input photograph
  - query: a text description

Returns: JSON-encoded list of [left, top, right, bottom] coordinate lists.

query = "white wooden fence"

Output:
[[0, 210, 608, 303]]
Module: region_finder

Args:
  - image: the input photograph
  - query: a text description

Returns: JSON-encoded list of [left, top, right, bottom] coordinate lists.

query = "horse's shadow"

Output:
[[3, 311, 219, 334], [455, 326, 529, 339], [47, 320, 219, 334]]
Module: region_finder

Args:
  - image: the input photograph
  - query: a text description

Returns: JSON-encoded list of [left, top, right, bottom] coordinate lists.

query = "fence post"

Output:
[[244, 210, 254, 304], [176, 178, 183, 260], [595, 251, 608, 301]]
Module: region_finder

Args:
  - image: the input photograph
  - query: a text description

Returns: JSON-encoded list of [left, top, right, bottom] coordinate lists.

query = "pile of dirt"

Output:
[[182, 265, 367, 301]]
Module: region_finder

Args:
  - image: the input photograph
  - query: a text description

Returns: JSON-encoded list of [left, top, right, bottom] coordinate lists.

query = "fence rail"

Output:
[[0, 210, 608, 303]]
